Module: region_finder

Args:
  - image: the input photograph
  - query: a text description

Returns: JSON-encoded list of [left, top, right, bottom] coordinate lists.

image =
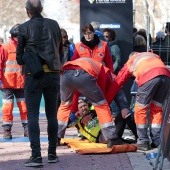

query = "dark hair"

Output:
[[9, 24, 20, 37], [103, 28, 116, 40], [82, 24, 94, 34], [133, 28, 138, 33], [60, 28, 68, 37], [137, 29, 147, 42], [165, 22, 170, 33], [25, 0, 43, 15]]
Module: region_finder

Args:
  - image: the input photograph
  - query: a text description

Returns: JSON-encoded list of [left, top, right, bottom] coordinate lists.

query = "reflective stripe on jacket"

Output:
[[127, 52, 168, 83], [2, 39, 25, 88], [115, 52, 170, 89]]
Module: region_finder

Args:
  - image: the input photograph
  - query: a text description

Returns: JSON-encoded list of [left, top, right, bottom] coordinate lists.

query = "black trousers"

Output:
[[115, 113, 138, 140], [24, 72, 60, 157]]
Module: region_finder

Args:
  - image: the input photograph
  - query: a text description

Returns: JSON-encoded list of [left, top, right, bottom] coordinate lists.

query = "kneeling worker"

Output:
[[58, 58, 126, 148]]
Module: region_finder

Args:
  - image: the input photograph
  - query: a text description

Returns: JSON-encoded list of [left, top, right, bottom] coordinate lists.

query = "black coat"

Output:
[[16, 14, 63, 72]]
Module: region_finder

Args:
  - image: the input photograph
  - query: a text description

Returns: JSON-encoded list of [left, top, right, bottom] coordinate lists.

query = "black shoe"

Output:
[[151, 143, 158, 149], [57, 137, 61, 146], [121, 138, 137, 144], [107, 138, 126, 148], [48, 154, 59, 163], [137, 142, 151, 151], [25, 156, 43, 167]]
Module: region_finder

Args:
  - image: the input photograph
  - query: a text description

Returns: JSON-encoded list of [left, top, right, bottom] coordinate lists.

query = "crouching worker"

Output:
[[57, 58, 125, 148]]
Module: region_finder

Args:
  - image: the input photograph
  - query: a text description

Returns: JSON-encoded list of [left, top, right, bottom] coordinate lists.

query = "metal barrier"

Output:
[[154, 88, 170, 170]]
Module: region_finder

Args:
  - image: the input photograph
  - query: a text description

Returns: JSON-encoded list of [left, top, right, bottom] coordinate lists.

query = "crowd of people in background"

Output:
[[0, 0, 170, 168]]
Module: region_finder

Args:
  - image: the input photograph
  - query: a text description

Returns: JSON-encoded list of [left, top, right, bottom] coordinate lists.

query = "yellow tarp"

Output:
[[61, 138, 137, 155]]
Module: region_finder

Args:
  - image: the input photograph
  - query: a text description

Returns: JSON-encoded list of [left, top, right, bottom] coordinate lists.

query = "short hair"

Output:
[[134, 35, 146, 47], [78, 96, 92, 107], [90, 21, 100, 30], [25, 0, 43, 15], [82, 24, 94, 34], [9, 24, 20, 37], [137, 29, 147, 42], [133, 28, 138, 33]]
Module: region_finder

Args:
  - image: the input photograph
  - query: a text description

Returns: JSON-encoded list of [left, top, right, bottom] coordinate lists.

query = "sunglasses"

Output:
[[104, 35, 109, 38]]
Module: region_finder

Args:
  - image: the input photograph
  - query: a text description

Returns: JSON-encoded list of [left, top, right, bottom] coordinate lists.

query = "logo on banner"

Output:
[[100, 23, 121, 29], [96, 0, 126, 3], [88, 0, 95, 3]]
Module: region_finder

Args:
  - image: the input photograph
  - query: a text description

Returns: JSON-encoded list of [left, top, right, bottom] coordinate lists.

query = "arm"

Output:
[[104, 45, 114, 72], [69, 43, 75, 60], [0, 45, 6, 80], [16, 25, 26, 65], [114, 64, 131, 88], [106, 64, 132, 104], [114, 89, 130, 119], [71, 45, 80, 61], [110, 45, 121, 74]]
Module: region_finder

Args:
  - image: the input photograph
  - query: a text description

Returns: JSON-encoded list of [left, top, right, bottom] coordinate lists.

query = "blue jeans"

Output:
[[24, 72, 60, 157]]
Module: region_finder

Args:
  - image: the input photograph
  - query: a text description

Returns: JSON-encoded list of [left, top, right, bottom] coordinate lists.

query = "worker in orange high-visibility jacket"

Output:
[[112, 51, 170, 151], [72, 23, 114, 72], [0, 24, 28, 139], [57, 57, 125, 148]]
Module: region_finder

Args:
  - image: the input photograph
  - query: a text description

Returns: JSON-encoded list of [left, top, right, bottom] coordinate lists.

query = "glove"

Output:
[[67, 113, 78, 128]]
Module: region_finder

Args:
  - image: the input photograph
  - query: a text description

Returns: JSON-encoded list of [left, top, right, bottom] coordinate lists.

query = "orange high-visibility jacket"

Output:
[[1, 38, 25, 88], [115, 52, 170, 89], [72, 40, 114, 72], [62, 58, 116, 104]]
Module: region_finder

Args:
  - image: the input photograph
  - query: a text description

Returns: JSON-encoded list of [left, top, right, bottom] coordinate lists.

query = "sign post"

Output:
[[80, 0, 133, 103]]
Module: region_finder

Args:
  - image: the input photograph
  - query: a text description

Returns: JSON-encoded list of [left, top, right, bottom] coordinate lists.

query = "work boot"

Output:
[[24, 131, 29, 137], [137, 142, 151, 151], [3, 129, 12, 139], [151, 143, 158, 149], [107, 138, 126, 148], [22, 123, 29, 137]]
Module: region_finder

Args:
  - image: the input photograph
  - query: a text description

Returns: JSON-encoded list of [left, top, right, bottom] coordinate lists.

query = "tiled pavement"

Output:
[[0, 115, 170, 170]]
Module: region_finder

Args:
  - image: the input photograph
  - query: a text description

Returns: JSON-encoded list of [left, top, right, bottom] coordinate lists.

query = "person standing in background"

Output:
[[103, 28, 121, 75], [72, 24, 113, 72], [60, 28, 74, 65], [0, 24, 28, 140], [16, 0, 62, 167]]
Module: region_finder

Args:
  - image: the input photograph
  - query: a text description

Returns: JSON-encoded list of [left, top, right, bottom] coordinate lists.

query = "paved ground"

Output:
[[0, 114, 170, 170]]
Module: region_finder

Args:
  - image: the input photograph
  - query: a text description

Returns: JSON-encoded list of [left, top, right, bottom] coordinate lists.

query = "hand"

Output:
[[81, 114, 92, 125], [75, 111, 83, 118], [121, 108, 130, 119]]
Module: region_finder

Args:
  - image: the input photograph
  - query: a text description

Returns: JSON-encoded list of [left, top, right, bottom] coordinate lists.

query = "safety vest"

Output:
[[63, 58, 102, 79], [77, 106, 101, 143], [127, 52, 168, 83], [78, 120, 101, 143], [75, 41, 107, 66], [2, 40, 25, 88]]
